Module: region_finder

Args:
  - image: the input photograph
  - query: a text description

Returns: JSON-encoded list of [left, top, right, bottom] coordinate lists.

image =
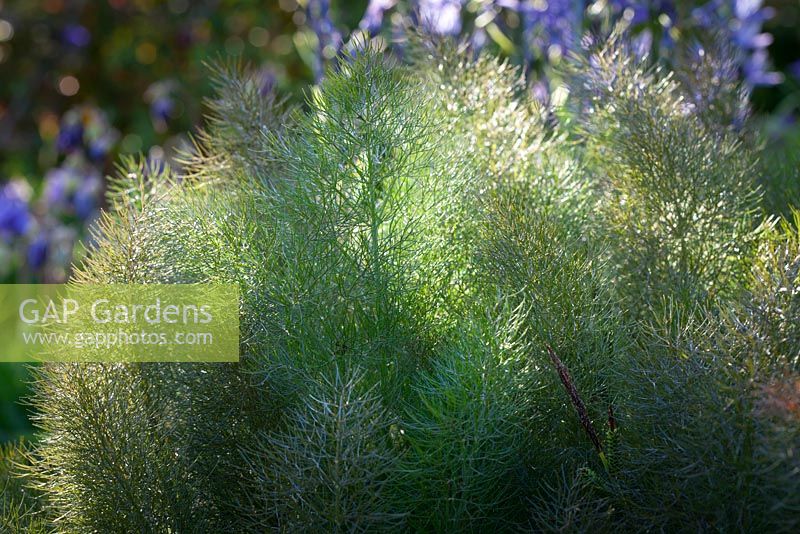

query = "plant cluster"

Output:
[[2, 34, 800, 532]]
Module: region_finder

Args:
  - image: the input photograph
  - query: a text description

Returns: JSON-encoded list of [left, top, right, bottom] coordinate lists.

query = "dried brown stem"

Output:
[[546, 344, 603, 454]]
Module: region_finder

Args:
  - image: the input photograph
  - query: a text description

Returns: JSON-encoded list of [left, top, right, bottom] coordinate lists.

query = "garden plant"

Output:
[[2, 26, 800, 532]]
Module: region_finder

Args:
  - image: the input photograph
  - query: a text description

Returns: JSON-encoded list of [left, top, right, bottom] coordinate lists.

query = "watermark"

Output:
[[0, 284, 239, 362]]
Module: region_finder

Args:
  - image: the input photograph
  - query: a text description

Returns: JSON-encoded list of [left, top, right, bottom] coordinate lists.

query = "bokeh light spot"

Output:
[[271, 35, 292, 56], [248, 27, 269, 47], [58, 76, 80, 96], [0, 19, 13, 42], [278, 0, 297, 12], [136, 42, 157, 64], [322, 44, 337, 60]]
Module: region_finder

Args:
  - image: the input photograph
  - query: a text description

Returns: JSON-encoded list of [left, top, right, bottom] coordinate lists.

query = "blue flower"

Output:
[[0, 184, 30, 238], [145, 81, 178, 127], [258, 68, 277, 97], [789, 61, 800, 81], [81, 106, 118, 161], [56, 120, 84, 154], [151, 96, 174, 122], [520, 0, 580, 60], [742, 48, 782, 86], [418, 0, 462, 36], [74, 173, 102, 220], [87, 133, 115, 162], [62, 24, 91, 47], [693, 0, 781, 87], [44, 166, 80, 208], [359, 0, 396, 36], [732, 0, 775, 50], [307, 0, 343, 81], [609, 1, 650, 26], [44, 162, 103, 220], [27, 234, 48, 269], [691, 0, 724, 28]]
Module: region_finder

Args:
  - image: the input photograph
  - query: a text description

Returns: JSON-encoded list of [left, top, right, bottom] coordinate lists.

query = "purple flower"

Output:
[[27, 234, 48, 269], [610, 1, 650, 26], [44, 163, 101, 219], [56, 120, 84, 154], [632, 29, 653, 59], [62, 24, 91, 47], [789, 61, 800, 81], [531, 79, 549, 104], [44, 167, 80, 208], [691, 1, 723, 27], [743, 48, 783, 86], [73, 173, 102, 220], [359, 0, 396, 36], [0, 184, 30, 238], [145, 81, 178, 127], [82, 108, 118, 161], [732, 0, 775, 50], [307, 0, 343, 81], [257, 67, 277, 97], [734, 0, 773, 22], [151, 96, 174, 123], [418, 0, 462, 36], [87, 133, 115, 162], [693, 0, 781, 87], [520, 0, 580, 61]]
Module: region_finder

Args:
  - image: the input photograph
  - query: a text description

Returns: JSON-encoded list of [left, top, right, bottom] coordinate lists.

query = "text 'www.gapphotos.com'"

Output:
[[22, 330, 214, 349]]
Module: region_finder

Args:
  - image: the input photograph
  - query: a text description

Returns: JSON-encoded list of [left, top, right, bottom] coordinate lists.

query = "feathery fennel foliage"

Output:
[[2, 36, 798, 533], [569, 34, 762, 318], [1, 441, 45, 533]]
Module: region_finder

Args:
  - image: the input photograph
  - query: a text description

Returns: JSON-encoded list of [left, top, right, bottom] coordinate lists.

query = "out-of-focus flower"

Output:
[[520, 0, 580, 61], [531, 79, 549, 104], [0, 182, 31, 238], [359, 0, 396, 36], [44, 166, 80, 208], [743, 48, 783, 86], [257, 67, 277, 97], [307, 0, 343, 82], [151, 96, 174, 122], [692, 0, 781, 88], [27, 234, 48, 269], [632, 29, 653, 59], [145, 81, 178, 131], [62, 24, 91, 47], [44, 159, 102, 220], [73, 172, 102, 220], [733, 0, 775, 49], [691, 0, 723, 28], [56, 106, 118, 159], [418, 0, 462, 36], [56, 114, 84, 154], [789, 61, 800, 81], [86, 131, 116, 162], [609, 1, 650, 26], [84, 108, 119, 162]]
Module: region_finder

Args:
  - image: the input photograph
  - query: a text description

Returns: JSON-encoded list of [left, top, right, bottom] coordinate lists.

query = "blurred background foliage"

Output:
[[0, 0, 798, 442]]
